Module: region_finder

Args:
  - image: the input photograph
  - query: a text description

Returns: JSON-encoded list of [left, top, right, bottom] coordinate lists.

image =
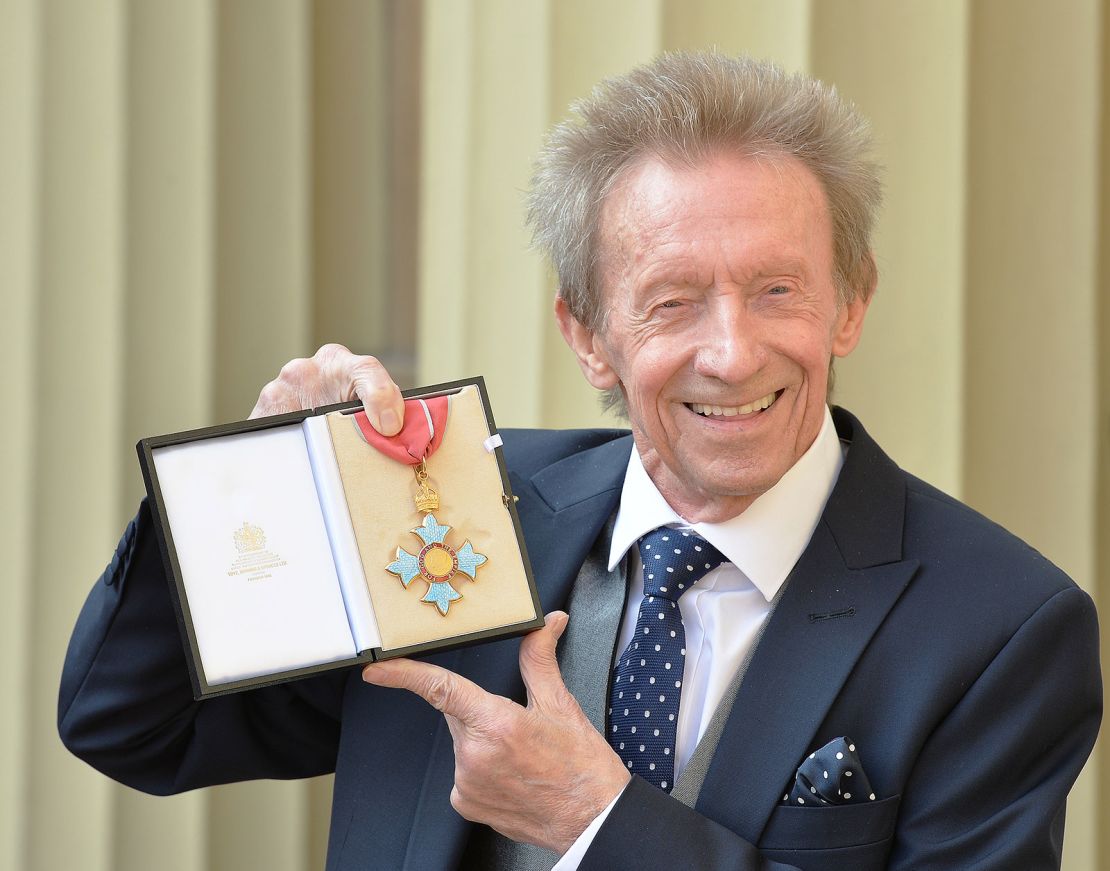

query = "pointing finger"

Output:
[[362, 658, 491, 723]]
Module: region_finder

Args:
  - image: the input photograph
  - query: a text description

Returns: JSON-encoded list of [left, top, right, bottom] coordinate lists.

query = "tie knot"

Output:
[[637, 528, 725, 600]]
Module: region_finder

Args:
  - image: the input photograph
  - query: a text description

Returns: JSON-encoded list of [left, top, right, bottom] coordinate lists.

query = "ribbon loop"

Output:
[[353, 396, 449, 465]]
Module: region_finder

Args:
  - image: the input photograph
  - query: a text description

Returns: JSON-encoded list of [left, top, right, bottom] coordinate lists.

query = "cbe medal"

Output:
[[385, 458, 488, 616], [355, 397, 487, 616]]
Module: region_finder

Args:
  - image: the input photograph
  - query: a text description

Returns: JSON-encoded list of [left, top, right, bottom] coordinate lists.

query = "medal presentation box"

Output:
[[137, 378, 544, 699]]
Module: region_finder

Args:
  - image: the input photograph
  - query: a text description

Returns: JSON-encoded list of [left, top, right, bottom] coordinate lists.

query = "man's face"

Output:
[[558, 152, 870, 522]]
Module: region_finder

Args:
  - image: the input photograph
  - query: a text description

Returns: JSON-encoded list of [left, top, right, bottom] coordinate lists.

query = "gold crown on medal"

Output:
[[233, 521, 266, 554], [415, 483, 440, 514]]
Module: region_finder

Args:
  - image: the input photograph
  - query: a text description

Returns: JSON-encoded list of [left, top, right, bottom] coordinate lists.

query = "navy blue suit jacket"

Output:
[[59, 408, 1101, 870]]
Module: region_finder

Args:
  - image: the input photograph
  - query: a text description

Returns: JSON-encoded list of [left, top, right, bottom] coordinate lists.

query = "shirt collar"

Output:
[[608, 406, 845, 602]]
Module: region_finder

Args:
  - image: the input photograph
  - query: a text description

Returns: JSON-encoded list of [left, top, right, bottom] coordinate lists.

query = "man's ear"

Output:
[[831, 255, 876, 358], [554, 296, 620, 390]]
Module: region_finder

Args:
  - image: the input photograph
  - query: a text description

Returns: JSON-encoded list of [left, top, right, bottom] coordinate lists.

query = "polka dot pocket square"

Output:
[[784, 737, 876, 806]]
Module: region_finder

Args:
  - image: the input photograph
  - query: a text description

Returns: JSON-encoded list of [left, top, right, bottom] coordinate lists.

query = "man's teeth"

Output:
[[690, 392, 777, 417]]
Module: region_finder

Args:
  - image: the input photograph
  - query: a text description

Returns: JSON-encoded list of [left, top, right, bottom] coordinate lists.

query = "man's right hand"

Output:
[[248, 343, 405, 436]]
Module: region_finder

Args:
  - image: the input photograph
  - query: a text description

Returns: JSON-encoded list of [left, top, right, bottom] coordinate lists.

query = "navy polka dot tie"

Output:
[[607, 528, 726, 792]]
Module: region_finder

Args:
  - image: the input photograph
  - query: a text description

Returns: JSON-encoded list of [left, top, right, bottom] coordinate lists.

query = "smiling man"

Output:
[[556, 152, 867, 523], [60, 53, 1100, 871]]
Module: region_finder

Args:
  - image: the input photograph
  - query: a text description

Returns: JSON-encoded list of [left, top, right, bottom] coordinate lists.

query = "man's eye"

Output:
[[659, 300, 683, 308], [767, 285, 790, 295]]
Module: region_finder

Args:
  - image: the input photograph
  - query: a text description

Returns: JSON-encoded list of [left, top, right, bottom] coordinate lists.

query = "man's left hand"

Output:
[[361, 612, 631, 854]]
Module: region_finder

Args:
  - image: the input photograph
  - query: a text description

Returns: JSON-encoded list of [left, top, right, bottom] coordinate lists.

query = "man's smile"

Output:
[[684, 389, 784, 420]]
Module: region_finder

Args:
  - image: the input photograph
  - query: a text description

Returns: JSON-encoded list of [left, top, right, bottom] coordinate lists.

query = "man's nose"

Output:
[[692, 309, 764, 383]]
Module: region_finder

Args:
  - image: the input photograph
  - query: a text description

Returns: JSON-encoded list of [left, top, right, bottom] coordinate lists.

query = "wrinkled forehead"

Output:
[[593, 150, 835, 294]]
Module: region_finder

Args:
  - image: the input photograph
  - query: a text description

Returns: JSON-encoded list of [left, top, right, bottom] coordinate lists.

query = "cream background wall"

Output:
[[1, 1, 1105, 869]]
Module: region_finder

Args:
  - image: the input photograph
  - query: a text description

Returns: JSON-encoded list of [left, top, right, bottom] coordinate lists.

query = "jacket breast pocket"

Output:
[[757, 794, 901, 870]]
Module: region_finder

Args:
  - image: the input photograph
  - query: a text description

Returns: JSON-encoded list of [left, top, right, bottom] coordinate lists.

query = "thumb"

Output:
[[519, 611, 570, 712]]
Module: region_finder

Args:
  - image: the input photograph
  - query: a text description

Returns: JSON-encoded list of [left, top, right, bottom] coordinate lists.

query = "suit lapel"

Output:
[[401, 433, 631, 869], [694, 408, 920, 844], [694, 526, 918, 842], [513, 433, 631, 614]]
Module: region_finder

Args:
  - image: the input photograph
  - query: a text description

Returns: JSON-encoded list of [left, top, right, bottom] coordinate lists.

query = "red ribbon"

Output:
[[352, 396, 449, 466]]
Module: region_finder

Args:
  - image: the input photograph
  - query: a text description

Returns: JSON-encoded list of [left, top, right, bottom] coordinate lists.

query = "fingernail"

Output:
[[548, 611, 569, 640], [378, 407, 400, 435], [362, 662, 395, 684]]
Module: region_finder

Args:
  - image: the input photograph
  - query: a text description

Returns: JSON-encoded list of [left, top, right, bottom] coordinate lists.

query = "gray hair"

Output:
[[528, 51, 882, 336]]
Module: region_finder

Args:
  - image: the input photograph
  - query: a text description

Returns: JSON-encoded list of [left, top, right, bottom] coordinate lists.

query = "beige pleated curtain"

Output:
[[2, 1, 1107, 870]]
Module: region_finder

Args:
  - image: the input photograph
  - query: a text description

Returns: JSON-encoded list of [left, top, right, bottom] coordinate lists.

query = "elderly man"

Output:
[[61, 53, 1100, 870]]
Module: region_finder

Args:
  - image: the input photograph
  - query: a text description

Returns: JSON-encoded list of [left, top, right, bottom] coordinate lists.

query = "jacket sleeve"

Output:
[[885, 585, 1102, 870], [58, 500, 351, 795], [580, 586, 1100, 871]]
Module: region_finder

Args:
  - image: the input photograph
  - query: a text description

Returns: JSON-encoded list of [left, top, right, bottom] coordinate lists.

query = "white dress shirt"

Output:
[[555, 406, 845, 869]]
